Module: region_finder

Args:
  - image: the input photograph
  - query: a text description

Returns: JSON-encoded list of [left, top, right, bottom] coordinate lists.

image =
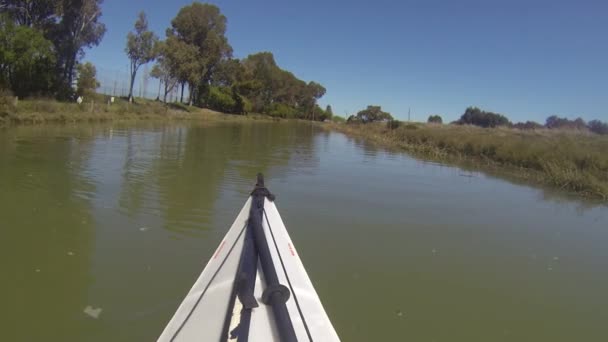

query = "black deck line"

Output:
[[264, 208, 314, 342]]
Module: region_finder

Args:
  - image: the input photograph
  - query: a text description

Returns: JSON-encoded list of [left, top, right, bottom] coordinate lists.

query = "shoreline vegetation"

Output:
[[326, 120, 608, 201], [0, 96, 278, 126]]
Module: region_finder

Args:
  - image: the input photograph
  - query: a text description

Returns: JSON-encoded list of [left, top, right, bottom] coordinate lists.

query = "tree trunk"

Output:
[[163, 81, 168, 103], [128, 63, 138, 101], [180, 82, 185, 103]]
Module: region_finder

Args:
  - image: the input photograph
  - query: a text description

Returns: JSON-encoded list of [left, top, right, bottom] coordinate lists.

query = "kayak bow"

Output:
[[158, 174, 340, 341]]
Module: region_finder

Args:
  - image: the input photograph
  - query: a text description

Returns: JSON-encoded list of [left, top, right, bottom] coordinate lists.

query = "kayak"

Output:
[[158, 174, 340, 341]]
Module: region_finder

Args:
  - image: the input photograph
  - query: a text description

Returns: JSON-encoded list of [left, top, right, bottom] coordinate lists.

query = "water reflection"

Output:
[[112, 122, 320, 235]]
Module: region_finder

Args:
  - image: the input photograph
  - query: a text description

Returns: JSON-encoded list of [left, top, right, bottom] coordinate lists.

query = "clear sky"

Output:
[[88, 0, 608, 123]]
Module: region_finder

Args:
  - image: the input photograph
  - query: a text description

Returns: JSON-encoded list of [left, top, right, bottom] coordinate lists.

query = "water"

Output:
[[1, 122, 607, 341]]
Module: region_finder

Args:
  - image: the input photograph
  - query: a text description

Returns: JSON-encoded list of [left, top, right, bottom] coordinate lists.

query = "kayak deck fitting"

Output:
[[158, 174, 340, 341]]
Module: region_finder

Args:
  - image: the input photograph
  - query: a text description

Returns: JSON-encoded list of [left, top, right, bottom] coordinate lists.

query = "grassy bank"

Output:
[[0, 96, 275, 126], [326, 122, 608, 200]]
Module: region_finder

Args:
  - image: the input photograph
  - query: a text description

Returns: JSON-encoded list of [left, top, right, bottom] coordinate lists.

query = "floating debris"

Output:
[[139, 227, 149, 232], [83, 306, 102, 319], [35, 269, 41, 273], [67, 251, 75, 256], [553, 256, 559, 261], [548, 267, 553, 271], [395, 310, 404, 317]]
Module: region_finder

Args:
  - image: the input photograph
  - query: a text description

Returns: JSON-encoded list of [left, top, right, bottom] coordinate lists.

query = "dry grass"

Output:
[[326, 122, 608, 200], [0, 96, 274, 126]]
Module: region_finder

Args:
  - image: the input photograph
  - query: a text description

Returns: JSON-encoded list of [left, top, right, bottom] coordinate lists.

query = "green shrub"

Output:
[[455, 107, 510, 127], [428, 115, 443, 124], [268, 103, 297, 118], [332, 115, 346, 123], [387, 119, 402, 130], [0, 88, 16, 114], [206, 86, 236, 113], [588, 120, 608, 135]]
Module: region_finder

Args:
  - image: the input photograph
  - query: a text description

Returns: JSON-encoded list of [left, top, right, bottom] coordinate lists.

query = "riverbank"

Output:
[[0, 97, 274, 126], [325, 122, 608, 200]]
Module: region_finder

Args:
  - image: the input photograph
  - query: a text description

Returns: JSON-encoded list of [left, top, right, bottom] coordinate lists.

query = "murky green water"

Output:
[[1, 122, 607, 341]]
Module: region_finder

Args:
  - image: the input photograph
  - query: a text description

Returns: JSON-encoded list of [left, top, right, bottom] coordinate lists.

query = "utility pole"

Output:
[[408, 107, 411, 122]]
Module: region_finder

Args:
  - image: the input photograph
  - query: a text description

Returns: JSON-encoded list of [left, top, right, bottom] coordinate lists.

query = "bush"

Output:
[[428, 115, 443, 124], [332, 115, 345, 123], [0, 88, 15, 106], [0, 88, 15, 117], [268, 103, 297, 118], [387, 119, 402, 130], [455, 107, 511, 127], [206, 86, 236, 113], [354, 105, 393, 123], [76, 62, 100, 98], [588, 120, 608, 135], [513, 121, 543, 130], [346, 114, 361, 124], [545, 115, 588, 130]]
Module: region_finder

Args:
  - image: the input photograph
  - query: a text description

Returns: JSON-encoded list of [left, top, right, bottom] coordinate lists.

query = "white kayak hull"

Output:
[[158, 197, 340, 341]]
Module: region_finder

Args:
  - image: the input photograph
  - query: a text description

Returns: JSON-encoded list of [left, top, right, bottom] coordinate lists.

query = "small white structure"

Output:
[[110, 96, 115, 104], [76, 96, 83, 104]]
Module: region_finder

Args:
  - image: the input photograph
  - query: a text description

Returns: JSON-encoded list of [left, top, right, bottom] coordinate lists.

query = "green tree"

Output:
[[149, 42, 179, 103], [455, 107, 510, 127], [0, 15, 56, 96], [325, 105, 333, 117], [165, 2, 232, 106], [76, 61, 99, 97], [53, 0, 106, 97], [353, 105, 393, 123], [241, 52, 280, 111], [545, 115, 588, 130], [588, 120, 608, 135], [126, 11, 159, 101], [513, 121, 543, 130], [212, 58, 243, 87], [2, 0, 57, 28], [238, 51, 326, 119], [427, 115, 443, 124], [303, 81, 326, 120]]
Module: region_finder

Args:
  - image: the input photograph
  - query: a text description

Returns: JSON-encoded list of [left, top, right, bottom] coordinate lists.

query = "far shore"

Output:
[[324, 121, 608, 201], [0, 96, 279, 126], [3, 97, 607, 201]]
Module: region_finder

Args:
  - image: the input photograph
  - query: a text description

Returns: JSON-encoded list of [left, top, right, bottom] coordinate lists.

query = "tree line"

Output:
[[450, 107, 608, 135], [344, 105, 607, 136], [0, 1, 331, 120], [0, 0, 106, 99]]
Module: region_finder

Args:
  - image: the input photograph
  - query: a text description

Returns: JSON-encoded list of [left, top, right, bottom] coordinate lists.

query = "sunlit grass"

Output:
[[327, 122, 608, 200]]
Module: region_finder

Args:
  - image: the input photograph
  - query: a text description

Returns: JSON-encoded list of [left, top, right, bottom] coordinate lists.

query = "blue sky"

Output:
[[88, 0, 608, 123]]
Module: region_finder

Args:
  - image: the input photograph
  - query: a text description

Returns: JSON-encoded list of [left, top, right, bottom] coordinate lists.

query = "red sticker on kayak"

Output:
[[213, 241, 227, 259], [288, 243, 296, 256]]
